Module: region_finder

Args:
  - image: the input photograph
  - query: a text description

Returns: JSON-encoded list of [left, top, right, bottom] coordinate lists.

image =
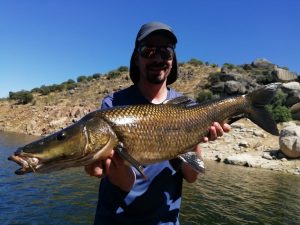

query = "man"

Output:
[[85, 22, 230, 225]]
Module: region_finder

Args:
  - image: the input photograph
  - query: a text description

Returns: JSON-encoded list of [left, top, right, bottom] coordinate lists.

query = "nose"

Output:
[[152, 51, 164, 62]]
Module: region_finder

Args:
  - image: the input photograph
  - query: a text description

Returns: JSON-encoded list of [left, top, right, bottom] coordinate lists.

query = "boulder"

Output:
[[211, 82, 225, 93], [291, 103, 300, 120], [224, 81, 240, 94], [282, 82, 300, 92], [224, 154, 262, 167], [273, 67, 298, 82], [286, 91, 300, 107], [279, 125, 300, 158], [281, 82, 300, 106], [252, 58, 274, 69]]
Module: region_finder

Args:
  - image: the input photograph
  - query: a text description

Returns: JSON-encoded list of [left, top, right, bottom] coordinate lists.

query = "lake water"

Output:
[[1, 131, 300, 225]]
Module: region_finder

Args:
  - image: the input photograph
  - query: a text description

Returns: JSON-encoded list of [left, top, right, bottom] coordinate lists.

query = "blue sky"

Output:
[[0, 0, 299, 98]]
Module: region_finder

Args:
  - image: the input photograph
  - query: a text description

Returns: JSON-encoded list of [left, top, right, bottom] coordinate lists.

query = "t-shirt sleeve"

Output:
[[100, 94, 113, 110]]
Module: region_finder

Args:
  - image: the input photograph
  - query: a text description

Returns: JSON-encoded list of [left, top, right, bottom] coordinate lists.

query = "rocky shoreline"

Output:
[[201, 119, 300, 175]]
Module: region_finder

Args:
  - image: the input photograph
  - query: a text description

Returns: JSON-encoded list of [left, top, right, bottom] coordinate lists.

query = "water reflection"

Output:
[[1, 131, 300, 225], [181, 161, 300, 225]]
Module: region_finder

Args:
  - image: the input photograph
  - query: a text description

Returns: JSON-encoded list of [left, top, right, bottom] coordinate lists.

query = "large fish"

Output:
[[8, 83, 280, 175]]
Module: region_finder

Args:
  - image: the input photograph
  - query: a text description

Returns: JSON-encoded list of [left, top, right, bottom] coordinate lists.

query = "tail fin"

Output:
[[246, 83, 281, 136]]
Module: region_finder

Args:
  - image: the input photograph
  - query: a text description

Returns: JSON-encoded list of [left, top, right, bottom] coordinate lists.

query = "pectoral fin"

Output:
[[116, 145, 147, 179], [178, 152, 205, 174]]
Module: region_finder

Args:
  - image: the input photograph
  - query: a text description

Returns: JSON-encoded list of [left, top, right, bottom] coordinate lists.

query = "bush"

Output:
[[196, 90, 219, 103], [271, 89, 288, 107], [208, 72, 221, 83], [187, 58, 203, 66], [66, 79, 76, 84], [117, 66, 129, 72], [267, 105, 292, 123], [65, 82, 77, 90], [223, 63, 235, 70], [266, 89, 292, 122], [9, 90, 33, 104], [92, 73, 101, 79], [77, 75, 87, 82], [256, 74, 276, 85], [107, 70, 121, 79], [39, 85, 51, 95], [242, 64, 252, 71]]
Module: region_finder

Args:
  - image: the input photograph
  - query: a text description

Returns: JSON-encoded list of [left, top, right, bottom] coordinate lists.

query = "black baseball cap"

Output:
[[135, 21, 177, 46]]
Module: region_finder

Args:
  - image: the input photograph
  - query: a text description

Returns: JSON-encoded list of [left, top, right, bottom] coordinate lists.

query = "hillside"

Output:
[[0, 62, 220, 135], [1, 58, 299, 175], [0, 58, 299, 136]]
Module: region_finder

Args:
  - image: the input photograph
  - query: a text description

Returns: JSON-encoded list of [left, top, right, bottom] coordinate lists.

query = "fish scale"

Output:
[[99, 96, 248, 163]]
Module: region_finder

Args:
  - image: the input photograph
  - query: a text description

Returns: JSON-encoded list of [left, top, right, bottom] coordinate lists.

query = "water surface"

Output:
[[1, 131, 299, 225]]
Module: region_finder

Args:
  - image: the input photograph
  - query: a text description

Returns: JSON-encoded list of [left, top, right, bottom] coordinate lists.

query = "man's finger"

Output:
[[209, 125, 217, 141], [213, 122, 223, 137]]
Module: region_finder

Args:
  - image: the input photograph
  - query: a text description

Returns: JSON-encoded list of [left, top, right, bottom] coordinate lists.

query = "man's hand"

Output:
[[204, 122, 231, 142], [84, 150, 135, 192]]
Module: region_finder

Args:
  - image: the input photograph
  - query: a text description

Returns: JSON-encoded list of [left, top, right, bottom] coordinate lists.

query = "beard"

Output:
[[145, 62, 171, 84]]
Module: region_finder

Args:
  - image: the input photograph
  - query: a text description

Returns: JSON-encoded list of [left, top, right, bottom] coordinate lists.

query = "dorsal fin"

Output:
[[162, 96, 194, 106]]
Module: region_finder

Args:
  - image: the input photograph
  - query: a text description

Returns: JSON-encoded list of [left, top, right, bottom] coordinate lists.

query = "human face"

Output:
[[135, 33, 174, 85]]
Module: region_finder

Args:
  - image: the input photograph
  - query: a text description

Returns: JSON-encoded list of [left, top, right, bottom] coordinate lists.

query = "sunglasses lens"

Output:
[[160, 47, 174, 60], [139, 46, 174, 60], [140, 46, 157, 58]]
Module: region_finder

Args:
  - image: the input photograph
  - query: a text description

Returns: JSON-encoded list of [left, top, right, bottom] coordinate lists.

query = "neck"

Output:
[[137, 81, 168, 104]]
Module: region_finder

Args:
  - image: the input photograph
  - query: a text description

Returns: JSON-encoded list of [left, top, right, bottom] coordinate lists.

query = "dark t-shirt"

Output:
[[94, 85, 184, 225]]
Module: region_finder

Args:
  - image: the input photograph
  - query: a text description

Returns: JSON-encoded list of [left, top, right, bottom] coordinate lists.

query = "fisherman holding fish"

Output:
[[9, 21, 279, 224], [85, 22, 230, 225]]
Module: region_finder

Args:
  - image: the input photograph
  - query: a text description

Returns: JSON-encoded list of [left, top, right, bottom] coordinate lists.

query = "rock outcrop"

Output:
[[279, 125, 300, 158], [273, 66, 299, 82]]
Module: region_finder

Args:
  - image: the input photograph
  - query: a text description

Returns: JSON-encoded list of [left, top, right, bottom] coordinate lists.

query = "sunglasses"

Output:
[[138, 45, 175, 60]]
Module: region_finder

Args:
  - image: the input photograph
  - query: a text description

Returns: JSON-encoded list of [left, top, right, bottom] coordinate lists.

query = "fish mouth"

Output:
[[8, 154, 40, 175]]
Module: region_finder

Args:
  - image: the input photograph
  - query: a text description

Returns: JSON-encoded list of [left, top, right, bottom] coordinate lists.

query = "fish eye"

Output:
[[57, 132, 67, 141]]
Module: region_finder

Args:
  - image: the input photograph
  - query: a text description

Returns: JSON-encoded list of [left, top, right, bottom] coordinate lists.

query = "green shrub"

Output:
[[267, 105, 292, 123], [210, 63, 218, 68], [196, 90, 219, 103], [92, 73, 101, 79], [117, 66, 129, 72], [187, 58, 203, 66], [272, 89, 288, 107], [208, 72, 221, 83], [39, 85, 51, 95], [242, 64, 252, 71], [66, 79, 76, 84], [107, 70, 121, 79], [266, 89, 292, 122], [9, 90, 33, 104], [223, 63, 235, 70], [77, 75, 87, 82], [65, 82, 77, 90]]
